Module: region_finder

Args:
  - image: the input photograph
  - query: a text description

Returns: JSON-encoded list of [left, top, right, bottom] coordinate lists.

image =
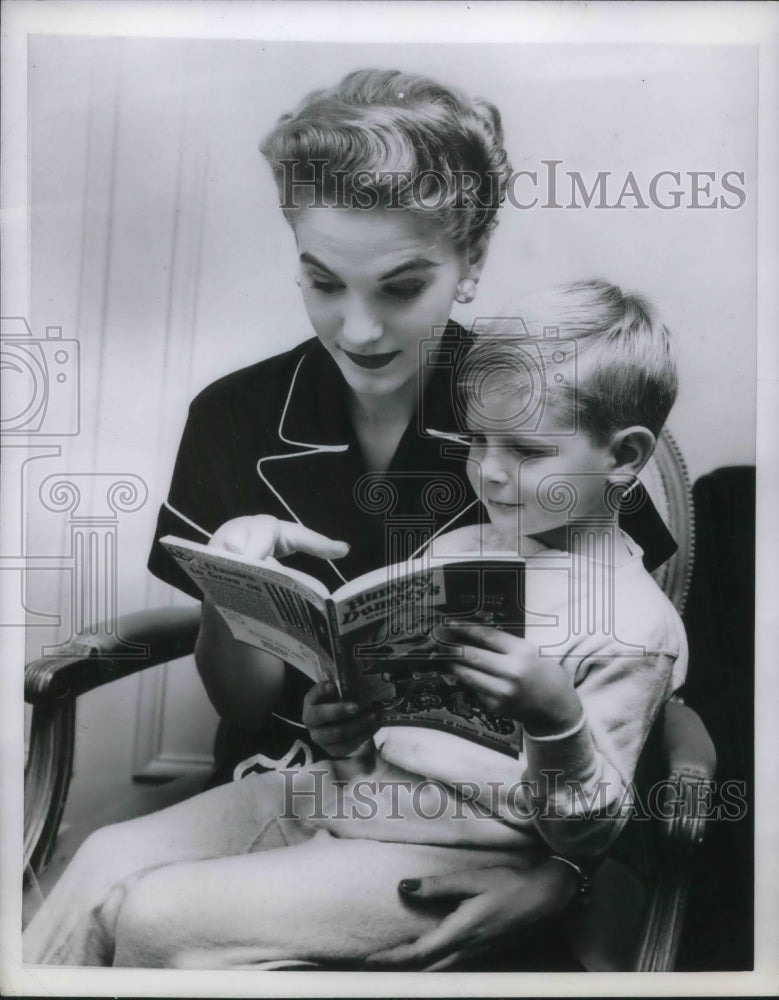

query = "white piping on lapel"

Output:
[[257, 354, 351, 585], [406, 496, 482, 560], [256, 359, 481, 582], [424, 427, 472, 448], [404, 428, 481, 559], [278, 355, 350, 451], [163, 500, 213, 540]]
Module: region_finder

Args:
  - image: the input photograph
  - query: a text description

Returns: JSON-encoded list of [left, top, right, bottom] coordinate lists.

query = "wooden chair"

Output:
[[23, 428, 717, 971]]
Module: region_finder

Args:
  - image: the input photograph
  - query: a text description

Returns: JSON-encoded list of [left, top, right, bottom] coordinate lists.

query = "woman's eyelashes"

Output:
[[309, 278, 344, 296], [306, 275, 428, 302], [382, 279, 427, 301]]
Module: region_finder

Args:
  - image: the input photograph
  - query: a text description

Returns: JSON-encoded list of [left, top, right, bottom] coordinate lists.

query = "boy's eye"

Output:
[[382, 280, 426, 302], [462, 434, 548, 458]]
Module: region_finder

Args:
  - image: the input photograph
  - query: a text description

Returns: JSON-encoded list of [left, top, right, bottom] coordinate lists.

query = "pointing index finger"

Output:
[[276, 521, 350, 560]]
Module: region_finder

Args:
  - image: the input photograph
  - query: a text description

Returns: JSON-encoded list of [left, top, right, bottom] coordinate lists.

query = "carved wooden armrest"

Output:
[[24, 605, 202, 875], [634, 700, 717, 971], [656, 700, 717, 849], [25, 606, 202, 703]]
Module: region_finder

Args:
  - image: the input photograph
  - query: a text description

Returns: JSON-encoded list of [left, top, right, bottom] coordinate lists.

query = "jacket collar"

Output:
[[256, 322, 478, 587], [276, 339, 353, 450]]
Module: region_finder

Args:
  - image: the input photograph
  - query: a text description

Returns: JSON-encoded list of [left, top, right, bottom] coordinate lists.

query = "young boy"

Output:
[[24, 280, 687, 969]]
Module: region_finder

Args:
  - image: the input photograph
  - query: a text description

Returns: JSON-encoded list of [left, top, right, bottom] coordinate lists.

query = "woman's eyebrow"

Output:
[[299, 253, 439, 281], [379, 258, 439, 281], [299, 252, 339, 277]]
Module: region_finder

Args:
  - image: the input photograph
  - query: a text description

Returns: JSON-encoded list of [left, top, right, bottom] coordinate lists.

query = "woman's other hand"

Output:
[[302, 680, 382, 757], [210, 514, 349, 562], [364, 859, 581, 971]]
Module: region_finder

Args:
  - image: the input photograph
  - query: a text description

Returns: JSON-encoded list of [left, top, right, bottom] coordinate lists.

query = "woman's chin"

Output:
[[336, 357, 416, 397]]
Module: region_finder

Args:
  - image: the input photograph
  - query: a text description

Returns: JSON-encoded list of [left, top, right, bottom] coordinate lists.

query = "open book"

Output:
[[161, 535, 526, 756]]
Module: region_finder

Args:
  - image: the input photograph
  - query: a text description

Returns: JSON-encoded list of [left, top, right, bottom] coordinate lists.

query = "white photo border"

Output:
[[2, 1, 777, 997]]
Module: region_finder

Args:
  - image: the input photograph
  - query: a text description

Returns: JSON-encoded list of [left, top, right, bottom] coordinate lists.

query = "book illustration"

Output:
[[362, 669, 521, 753], [337, 562, 525, 754]]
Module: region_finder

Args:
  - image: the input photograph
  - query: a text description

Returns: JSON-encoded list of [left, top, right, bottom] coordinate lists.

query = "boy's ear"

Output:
[[607, 426, 656, 481]]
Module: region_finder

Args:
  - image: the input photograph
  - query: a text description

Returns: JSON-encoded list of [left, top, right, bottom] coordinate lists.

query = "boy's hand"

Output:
[[209, 514, 349, 562], [302, 680, 382, 757], [442, 624, 583, 737]]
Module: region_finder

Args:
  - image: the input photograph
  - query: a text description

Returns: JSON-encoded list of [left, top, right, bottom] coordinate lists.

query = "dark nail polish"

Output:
[[399, 879, 421, 893]]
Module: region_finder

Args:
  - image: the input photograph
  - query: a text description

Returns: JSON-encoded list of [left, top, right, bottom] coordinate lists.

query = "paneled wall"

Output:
[[26, 39, 227, 781]]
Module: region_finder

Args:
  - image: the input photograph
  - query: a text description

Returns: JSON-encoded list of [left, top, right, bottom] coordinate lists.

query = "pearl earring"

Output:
[[454, 278, 477, 304]]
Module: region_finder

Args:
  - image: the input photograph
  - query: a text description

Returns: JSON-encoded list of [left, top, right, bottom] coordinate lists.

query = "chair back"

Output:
[[638, 428, 695, 613], [570, 428, 697, 971]]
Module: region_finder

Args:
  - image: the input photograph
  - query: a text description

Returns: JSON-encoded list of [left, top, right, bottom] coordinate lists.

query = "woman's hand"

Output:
[[209, 514, 349, 562], [302, 680, 382, 757], [195, 517, 346, 730], [364, 859, 581, 971], [442, 624, 583, 737]]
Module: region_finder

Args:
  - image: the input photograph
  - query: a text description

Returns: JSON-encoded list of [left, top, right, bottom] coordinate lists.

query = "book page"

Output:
[[163, 539, 337, 682]]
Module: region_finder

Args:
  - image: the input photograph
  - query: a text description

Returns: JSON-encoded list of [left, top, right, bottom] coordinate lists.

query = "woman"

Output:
[[25, 68, 674, 969]]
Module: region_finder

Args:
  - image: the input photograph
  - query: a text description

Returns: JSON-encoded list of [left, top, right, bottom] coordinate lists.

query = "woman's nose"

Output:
[[340, 296, 383, 346]]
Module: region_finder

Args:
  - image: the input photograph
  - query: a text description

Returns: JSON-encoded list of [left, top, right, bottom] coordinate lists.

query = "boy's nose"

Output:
[[341, 297, 383, 346], [482, 450, 510, 484]]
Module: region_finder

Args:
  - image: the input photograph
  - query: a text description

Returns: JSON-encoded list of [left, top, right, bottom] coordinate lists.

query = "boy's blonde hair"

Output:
[[459, 279, 678, 443]]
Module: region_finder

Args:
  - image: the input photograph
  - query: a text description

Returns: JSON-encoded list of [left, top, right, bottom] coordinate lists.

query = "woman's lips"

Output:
[[342, 348, 401, 370]]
